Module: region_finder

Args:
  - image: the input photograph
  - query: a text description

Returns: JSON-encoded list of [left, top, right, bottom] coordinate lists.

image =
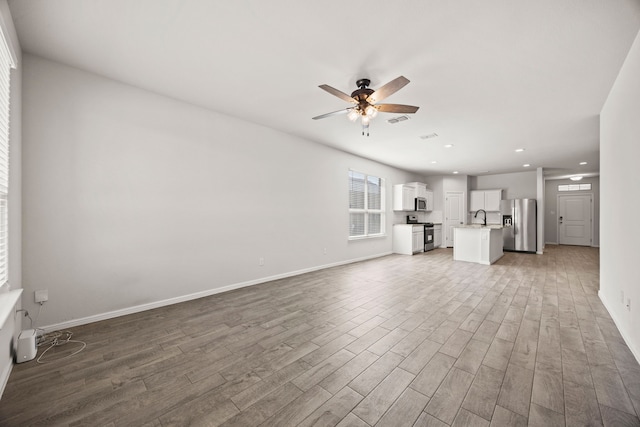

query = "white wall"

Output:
[[0, 0, 21, 398], [544, 176, 600, 246], [600, 29, 640, 361], [470, 170, 537, 200], [21, 54, 423, 329]]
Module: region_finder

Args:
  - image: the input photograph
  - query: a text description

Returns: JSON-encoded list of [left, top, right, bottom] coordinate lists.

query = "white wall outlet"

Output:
[[626, 298, 631, 311], [258, 257, 264, 266], [323, 247, 327, 255], [34, 289, 48, 303]]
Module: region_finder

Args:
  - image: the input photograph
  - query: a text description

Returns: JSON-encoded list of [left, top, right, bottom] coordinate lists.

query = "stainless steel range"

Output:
[[407, 215, 435, 252]]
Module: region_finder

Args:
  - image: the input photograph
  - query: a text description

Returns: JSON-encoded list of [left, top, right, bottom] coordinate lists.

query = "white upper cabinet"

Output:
[[469, 189, 502, 211], [484, 190, 502, 211], [405, 182, 428, 199], [425, 190, 434, 211], [395, 182, 433, 211], [393, 184, 415, 211], [470, 191, 485, 212]]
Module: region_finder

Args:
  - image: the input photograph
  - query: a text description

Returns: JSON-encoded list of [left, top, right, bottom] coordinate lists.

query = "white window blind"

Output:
[[348, 170, 385, 238], [0, 27, 15, 288]]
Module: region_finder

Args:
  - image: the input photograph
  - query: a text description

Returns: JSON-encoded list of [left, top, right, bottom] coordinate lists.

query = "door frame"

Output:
[[444, 190, 466, 248], [556, 192, 594, 246]]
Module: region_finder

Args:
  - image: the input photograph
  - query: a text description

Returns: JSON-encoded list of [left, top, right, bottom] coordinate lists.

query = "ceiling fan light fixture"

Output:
[[315, 76, 418, 136], [347, 109, 359, 122], [365, 105, 377, 117]]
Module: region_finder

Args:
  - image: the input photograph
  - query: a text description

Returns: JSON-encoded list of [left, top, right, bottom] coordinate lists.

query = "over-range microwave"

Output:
[[415, 197, 427, 211]]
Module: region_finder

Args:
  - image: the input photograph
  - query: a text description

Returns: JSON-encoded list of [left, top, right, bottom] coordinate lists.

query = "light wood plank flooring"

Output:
[[1, 245, 639, 426]]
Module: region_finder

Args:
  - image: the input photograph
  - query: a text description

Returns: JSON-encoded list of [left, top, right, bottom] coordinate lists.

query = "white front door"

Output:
[[445, 191, 465, 247], [558, 194, 592, 246]]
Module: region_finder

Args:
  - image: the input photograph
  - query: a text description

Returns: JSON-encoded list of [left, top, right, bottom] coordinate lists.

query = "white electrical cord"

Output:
[[21, 302, 87, 364], [36, 330, 86, 364]]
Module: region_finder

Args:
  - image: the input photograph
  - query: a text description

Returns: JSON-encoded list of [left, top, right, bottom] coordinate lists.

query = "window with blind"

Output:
[[348, 170, 385, 238], [0, 28, 15, 288]]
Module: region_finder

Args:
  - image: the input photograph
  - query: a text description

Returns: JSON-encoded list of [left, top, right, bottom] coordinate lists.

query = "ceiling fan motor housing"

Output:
[[351, 79, 375, 111]]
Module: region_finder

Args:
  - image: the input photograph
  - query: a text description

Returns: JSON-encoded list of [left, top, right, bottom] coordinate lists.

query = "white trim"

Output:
[[0, 360, 12, 400], [38, 251, 393, 332], [0, 11, 17, 68], [556, 192, 594, 246], [599, 290, 640, 366], [0, 288, 22, 329]]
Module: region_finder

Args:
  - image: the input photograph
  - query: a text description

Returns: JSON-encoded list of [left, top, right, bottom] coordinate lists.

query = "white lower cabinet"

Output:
[[393, 224, 424, 255], [434, 224, 442, 248]]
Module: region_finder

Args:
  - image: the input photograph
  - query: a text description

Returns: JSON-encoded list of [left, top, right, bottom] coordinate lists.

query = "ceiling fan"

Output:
[[312, 76, 419, 136]]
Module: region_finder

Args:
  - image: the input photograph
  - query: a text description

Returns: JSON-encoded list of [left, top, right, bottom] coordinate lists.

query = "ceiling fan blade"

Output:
[[318, 85, 357, 104], [312, 108, 352, 120], [319, 84, 357, 103], [366, 76, 410, 104], [375, 104, 420, 114]]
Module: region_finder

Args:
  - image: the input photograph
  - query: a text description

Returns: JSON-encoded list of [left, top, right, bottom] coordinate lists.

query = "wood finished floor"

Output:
[[1, 245, 639, 426]]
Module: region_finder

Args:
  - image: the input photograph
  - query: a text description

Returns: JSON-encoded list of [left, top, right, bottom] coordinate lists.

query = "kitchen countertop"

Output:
[[455, 224, 503, 229]]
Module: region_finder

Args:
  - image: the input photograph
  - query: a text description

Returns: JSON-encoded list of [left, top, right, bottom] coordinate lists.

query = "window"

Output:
[[558, 183, 591, 192], [348, 170, 385, 238], [0, 27, 15, 288]]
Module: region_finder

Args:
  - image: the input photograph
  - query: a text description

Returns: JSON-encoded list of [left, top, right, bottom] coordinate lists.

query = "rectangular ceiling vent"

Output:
[[420, 133, 439, 139], [387, 115, 409, 124]]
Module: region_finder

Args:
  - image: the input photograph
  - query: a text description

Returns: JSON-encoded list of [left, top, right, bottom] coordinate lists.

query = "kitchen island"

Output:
[[453, 225, 503, 265]]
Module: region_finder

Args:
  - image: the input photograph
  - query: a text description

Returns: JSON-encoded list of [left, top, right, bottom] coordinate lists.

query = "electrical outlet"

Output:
[[323, 247, 327, 255], [34, 289, 48, 304], [627, 298, 631, 312], [258, 257, 264, 266]]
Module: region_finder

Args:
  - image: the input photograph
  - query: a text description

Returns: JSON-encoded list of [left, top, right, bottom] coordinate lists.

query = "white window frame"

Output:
[[558, 183, 592, 192], [348, 170, 386, 239], [0, 23, 16, 289]]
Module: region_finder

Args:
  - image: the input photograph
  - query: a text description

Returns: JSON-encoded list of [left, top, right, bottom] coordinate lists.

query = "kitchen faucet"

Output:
[[474, 209, 487, 226]]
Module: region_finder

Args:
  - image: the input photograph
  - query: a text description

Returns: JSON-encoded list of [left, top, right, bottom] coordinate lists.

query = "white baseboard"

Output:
[[599, 290, 640, 366], [39, 252, 392, 332], [0, 362, 12, 400]]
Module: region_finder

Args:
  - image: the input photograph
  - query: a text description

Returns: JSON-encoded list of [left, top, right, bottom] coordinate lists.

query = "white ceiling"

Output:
[[8, 0, 640, 178]]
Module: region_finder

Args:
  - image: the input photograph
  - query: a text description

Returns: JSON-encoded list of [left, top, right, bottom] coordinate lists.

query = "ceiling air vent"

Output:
[[387, 115, 410, 124], [420, 133, 438, 139]]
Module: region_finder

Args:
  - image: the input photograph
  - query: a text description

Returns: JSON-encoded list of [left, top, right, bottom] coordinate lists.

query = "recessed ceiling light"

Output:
[[453, 171, 459, 174], [444, 144, 453, 148], [420, 133, 438, 139], [579, 161, 588, 165], [431, 161, 437, 164], [515, 148, 525, 152], [570, 176, 583, 181], [523, 164, 531, 167]]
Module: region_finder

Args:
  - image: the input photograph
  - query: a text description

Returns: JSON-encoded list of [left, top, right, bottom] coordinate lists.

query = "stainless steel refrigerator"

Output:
[[500, 199, 537, 253]]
